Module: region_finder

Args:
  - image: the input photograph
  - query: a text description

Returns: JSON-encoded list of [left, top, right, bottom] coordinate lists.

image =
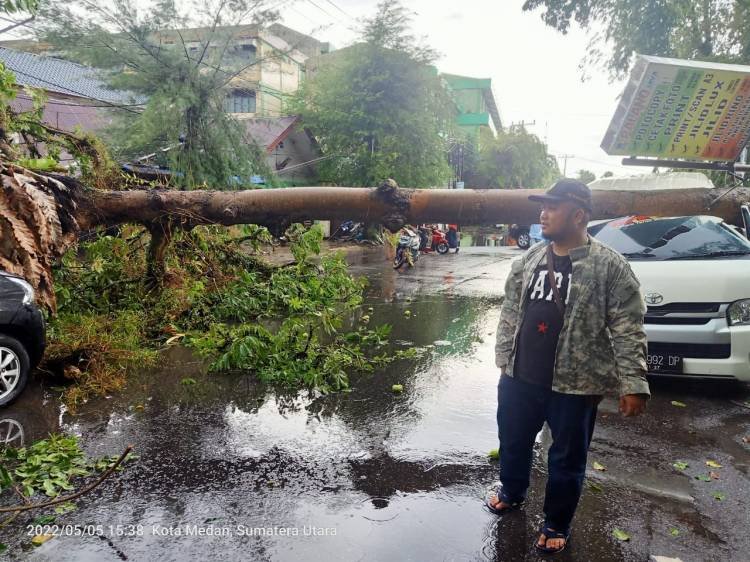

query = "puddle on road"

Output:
[[1, 249, 748, 561], [0, 289, 513, 561]]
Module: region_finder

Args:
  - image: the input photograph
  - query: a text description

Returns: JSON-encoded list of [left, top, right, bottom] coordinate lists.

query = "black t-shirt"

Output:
[[513, 252, 573, 388]]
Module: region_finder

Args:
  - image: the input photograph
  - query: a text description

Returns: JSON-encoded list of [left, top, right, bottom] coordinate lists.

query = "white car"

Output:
[[589, 214, 750, 382]]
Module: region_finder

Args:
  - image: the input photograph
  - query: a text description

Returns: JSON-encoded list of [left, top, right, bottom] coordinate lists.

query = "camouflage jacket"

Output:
[[495, 236, 651, 397]]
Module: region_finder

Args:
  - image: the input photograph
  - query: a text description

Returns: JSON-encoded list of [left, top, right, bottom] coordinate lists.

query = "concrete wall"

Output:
[[268, 128, 320, 184]]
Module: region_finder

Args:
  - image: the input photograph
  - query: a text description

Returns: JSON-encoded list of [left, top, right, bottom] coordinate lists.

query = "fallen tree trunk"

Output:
[[76, 178, 750, 231], [2, 165, 749, 310]]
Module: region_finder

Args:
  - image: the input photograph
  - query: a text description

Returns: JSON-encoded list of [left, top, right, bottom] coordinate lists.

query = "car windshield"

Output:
[[589, 216, 750, 260]]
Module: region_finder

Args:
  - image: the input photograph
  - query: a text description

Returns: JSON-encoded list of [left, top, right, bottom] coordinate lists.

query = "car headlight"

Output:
[[727, 299, 750, 326], [6, 276, 34, 305]]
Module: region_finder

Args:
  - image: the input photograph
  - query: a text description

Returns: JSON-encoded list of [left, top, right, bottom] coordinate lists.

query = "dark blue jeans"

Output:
[[496, 373, 599, 532]]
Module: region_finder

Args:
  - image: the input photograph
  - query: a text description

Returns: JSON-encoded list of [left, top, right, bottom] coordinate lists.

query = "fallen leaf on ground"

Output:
[[487, 448, 499, 460], [706, 460, 722, 468], [713, 492, 726, 501], [695, 474, 712, 482], [671, 400, 687, 408], [672, 461, 689, 471], [743, 436, 750, 444], [592, 461, 606, 471], [165, 333, 185, 345], [612, 528, 630, 541], [391, 384, 403, 393], [180, 378, 197, 386], [588, 482, 604, 493], [709, 471, 720, 480], [54, 502, 76, 515], [31, 534, 54, 546], [669, 527, 680, 537]]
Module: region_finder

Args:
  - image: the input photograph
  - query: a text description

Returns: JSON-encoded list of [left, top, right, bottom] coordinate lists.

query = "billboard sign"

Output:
[[602, 55, 750, 162]]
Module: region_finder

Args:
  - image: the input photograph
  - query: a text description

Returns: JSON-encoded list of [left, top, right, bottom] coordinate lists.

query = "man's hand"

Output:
[[619, 394, 648, 417]]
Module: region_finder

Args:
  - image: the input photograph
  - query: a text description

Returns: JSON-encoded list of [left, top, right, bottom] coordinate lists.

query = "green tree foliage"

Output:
[[576, 168, 596, 184], [49, 223, 413, 406], [292, 0, 454, 187], [522, 0, 750, 78], [1, 0, 38, 15], [35, 0, 275, 189], [465, 126, 560, 188]]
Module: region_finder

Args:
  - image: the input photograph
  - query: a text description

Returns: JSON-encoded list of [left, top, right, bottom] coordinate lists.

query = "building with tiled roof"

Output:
[[0, 46, 140, 136]]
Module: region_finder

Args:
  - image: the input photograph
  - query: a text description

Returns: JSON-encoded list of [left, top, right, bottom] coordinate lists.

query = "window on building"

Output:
[[224, 89, 256, 113], [240, 44, 257, 63]]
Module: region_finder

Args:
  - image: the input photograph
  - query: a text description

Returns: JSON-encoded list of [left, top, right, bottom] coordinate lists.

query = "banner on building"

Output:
[[601, 55, 750, 162]]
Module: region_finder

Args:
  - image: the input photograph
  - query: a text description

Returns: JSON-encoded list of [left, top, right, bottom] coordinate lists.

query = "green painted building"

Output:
[[442, 73, 502, 141]]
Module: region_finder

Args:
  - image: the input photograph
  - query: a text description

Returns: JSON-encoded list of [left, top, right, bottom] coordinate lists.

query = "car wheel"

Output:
[[517, 232, 531, 249], [0, 335, 30, 407], [0, 418, 25, 447]]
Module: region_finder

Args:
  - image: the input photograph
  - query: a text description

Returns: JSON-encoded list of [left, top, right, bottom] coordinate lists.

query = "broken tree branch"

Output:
[[0, 445, 133, 515], [3, 161, 750, 311]]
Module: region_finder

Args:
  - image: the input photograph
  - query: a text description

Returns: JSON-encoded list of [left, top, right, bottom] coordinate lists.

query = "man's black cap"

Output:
[[528, 178, 592, 212]]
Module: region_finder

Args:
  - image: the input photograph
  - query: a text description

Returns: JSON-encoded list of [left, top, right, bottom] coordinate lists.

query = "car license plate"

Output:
[[646, 351, 683, 374]]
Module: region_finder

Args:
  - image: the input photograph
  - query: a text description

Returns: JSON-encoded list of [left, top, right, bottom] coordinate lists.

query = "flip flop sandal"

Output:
[[484, 490, 524, 515], [534, 523, 571, 555]]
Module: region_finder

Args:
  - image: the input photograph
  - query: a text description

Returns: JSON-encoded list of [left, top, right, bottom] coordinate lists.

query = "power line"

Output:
[[321, 0, 353, 19], [304, 0, 348, 25]]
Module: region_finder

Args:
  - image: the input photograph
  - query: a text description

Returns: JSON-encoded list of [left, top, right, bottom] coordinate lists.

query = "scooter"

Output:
[[430, 227, 450, 254], [417, 226, 449, 254], [393, 227, 421, 269]]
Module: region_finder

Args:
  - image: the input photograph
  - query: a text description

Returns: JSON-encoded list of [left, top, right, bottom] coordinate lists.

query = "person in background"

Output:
[[418, 224, 431, 252], [447, 224, 459, 253]]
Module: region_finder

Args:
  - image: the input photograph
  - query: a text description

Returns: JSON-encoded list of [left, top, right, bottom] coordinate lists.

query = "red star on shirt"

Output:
[[537, 321, 549, 335]]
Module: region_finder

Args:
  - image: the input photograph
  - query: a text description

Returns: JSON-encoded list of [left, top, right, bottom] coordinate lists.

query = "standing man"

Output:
[[487, 178, 650, 554], [447, 224, 460, 253]]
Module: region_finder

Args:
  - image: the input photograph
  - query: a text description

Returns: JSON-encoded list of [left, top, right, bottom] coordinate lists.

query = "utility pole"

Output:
[[510, 120, 536, 129], [558, 153, 574, 176]]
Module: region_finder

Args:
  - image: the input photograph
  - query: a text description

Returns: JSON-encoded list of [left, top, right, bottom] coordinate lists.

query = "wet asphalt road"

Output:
[[0, 244, 748, 561]]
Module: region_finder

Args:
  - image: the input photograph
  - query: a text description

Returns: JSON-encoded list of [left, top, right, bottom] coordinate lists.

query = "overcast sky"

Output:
[[280, 0, 637, 180], [6, 0, 637, 179]]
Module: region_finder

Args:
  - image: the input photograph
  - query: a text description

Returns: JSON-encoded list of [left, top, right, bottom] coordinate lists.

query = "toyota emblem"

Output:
[[644, 292, 664, 305]]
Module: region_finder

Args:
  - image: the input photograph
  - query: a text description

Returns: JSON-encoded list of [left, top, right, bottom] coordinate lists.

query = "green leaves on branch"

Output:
[[186, 224, 415, 392], [523, 1, 750, 77], [1, 0, 39, 15], [51, 221, 413, 401], [0, 434, 133, 500], [35, 0, 273, 189]]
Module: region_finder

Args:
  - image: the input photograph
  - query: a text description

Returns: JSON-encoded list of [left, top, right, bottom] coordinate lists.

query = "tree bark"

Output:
[[144, 219, 174, 290], [76, 181, 750, 230], [2, 163, 750, 311]]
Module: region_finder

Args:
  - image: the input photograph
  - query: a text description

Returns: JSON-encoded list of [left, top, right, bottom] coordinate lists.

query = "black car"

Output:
[[0, 272, 45, 406]]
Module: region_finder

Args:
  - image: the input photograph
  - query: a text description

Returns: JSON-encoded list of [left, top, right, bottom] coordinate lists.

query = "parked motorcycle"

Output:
[[417, 225, 450, 254], [430, 227, 450, 254], [330, 220, 364, 241], [393, 227, 421, 269]]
